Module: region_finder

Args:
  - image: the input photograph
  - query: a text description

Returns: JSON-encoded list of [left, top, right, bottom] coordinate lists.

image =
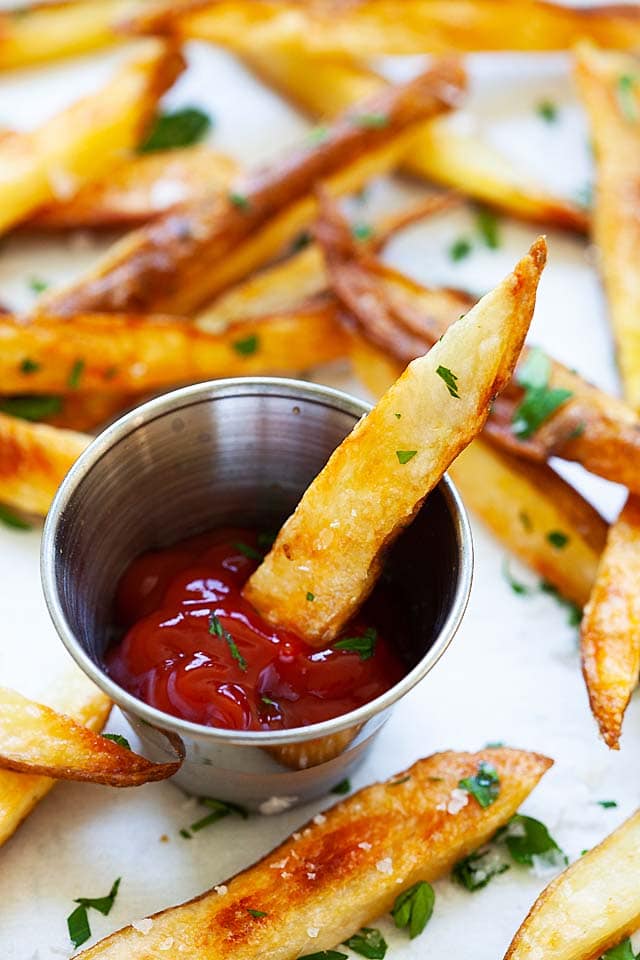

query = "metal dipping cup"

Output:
[[41, 378, 473, 812]]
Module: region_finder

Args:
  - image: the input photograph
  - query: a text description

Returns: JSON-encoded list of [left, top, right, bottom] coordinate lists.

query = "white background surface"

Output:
[[1, 28, 639, 960]]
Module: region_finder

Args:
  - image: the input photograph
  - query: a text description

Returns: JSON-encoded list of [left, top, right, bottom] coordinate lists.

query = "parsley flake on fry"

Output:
[[334, 627, 377, 660], [209, 613, 247, 671], [436, 365, 460, 398], [391, 881, 435, 938], [343, 927, 388, 959], [459, 761, 500, 808], [395, 449, 417, 464]]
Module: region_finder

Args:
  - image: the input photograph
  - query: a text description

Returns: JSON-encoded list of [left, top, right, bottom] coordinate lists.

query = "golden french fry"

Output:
[[40, 61, 465, 316], [78, 748, 551, 959], [0, 686, 180, 786], [135, 0, 640, 55], [575, 44, 640, 409], [0, 40, 184, 236], [580, 495, 640, 749], [0, 411, 89, 516], [0, 668, 111, 847], [30, 145, 238, 229], [43, 392, 140, 432], [221, 38, 587, 231], [505, 809, 640, 960], [245, 237, 545, 643]]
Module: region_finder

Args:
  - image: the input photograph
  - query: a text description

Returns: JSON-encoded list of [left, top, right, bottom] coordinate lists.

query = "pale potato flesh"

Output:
[[505, 809, 640, 960], [244, 239, 546, 643], [78, 748, 552, 959]]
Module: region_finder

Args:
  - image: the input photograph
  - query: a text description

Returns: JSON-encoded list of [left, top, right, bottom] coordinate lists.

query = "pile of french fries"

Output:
[[3, 2, 640, 957]]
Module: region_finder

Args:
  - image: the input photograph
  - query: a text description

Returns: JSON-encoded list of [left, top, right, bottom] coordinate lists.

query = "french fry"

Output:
[[351, 338, 607, 609], [40, 62, 465, 316], [43, 392, 140, 432], [0, 686, 180, 786], [135, 0, 640, 57], [0, 668, 111, 847], [29, 145, 238, 229], [222, 38, 588, 231], [78, 748, 551, 959], [580, 495, 640, 749], [0, 411, 89, 516], [0, 303, 347, 395], [505, 808, 640, 960], [575, 44, 640, 410], [245, 236, 545, 643], [0, 40, 184, 236]]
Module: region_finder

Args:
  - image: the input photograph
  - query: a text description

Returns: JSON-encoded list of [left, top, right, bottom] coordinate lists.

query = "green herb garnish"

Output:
[[229, 191, 250, 211], [547, 530, 569, 549], [616, 74, 638, 122], [233, 540, 262, 560], [0, 394, 62, 422], [261, 695, 277, 708], [0, 505, 31, 531], [502, 558, 533, 596], [331, 778, 351, 795], [391, 881, 435, 939], [601, 940, 637, 960], [436, 365, 460, 398], [499, 814, 567, 869], [459, 761, 500, 808], [291, 230, 312, 252], [537, 100, 558, 123], [539, 580, 583, 626], [453, 847, 510, 891], [299, 953, 348, 960], [306, 592, 315, 601], [350, 112, 389, 129], [598, 800, 618, 809], [352, 222, 374, 242], [20, 357, 40, 375], [257, 530, 276, 549], [247, 909, 268, 919], [138, 106, 211, 153], [68, 358, 85, 390], [395, 449, 417, 464], [186, 796, 248, 835], [307, 125, 329, 145], [389, 774, 411, 786], [209, 613, 247, 671], [512, 347, 572, 439], [519, 511, 533, 531], [232, 334, 259, 356], [449, 237, 472, 261], [476, 208, 500, 249], [102, 733, 131, 750], [28, 276, 48, 294], [67, 878, 121, 948], [334, 627, 377, 660], [343, 928, 387, 959]]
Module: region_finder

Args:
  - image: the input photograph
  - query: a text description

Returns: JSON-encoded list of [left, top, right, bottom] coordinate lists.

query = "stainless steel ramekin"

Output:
[[41, 378, 473, 811]]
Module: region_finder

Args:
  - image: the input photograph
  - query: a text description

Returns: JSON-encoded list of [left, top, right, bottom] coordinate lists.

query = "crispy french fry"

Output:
[[223, 39, 587, 231], [580, 495, 640, 749], [575, 44, 640, 409], [0, 686, 180, 786], [0, 411, 89, 516], [245, 236, 545, 643], [0, 40, 184, 236], [0, 668, 111, 847], [505, 808, 640, 960], [40, 62, 465, 316], [44, 392, 139, 432], [135, 1, 640, 56], [0, 303, 347, 394], [29, 145, 238, 229], [351, 338, 607, 609], [78, 748, 551, 959]]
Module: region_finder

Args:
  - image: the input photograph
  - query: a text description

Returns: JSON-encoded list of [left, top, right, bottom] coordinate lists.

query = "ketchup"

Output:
[[106, 527, 406, 732]]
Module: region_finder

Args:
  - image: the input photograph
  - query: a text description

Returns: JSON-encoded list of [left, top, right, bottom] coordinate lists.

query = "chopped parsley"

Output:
[[247, 909, 268, 919], [331, 778, 351, 795], [350, 112, 389, 129], [601, 940, 638, 960], [546, 530, 569, 549], [512, 347, 572, 439], [0, 394, 62, 421], [138, 106, 211, 153], [498, 814, 567, 869], [233, 540, 262, 560], [67, 878, 121, 948], [597, 800, 618, 809], [181, 796, 248, 837], [459, 761, 500, 808], [306, 592, 315, 601], [209, 613, 247, 671], [537, 100, 558, 123], [102, 733, 131, 750], [616, 74, 638, 123], [394, 412, 401, 419], [229, 191, 250, 211], [299, 953, 348, 960], [291, 230, 312, 252], [436, 365, 460, 398], [307, 124, 329, 145], [539, 580, 582, 626], [391, 881, 435, 939], [396, 449, 417, 464], [449, 236, 472, 261], [502, 558, 533, 596], [257, 530, 276, 549], [519, 511, 533, 531], [232, 333, 259, 356], [453, 846, 510, 891], [344, 928, 387, 959], [475, 208, 500, 249], [68, 358, 85, 390], [567, 421, 586, 441], [27, 276, 48, 294], [334, 626, 377, 660], [261, 695, 277, 708], [389, 774, 411, 786], [20, 357, 40, 375], [0, 505, 31, 531], [352, 222, 374, 242]]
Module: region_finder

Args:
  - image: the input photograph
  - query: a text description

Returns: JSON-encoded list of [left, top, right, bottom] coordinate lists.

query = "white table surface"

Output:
[[1, 30, 639, 960]]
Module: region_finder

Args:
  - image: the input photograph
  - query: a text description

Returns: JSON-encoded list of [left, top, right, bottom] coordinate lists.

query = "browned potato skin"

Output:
[[29, 146, 239, 229], [0, 687, 181, 786], [580, 495, 640, 749], [0, 411, 89, 516], [133, 0, 640, 55], [40, 61, 466, 316], [78, 748, 552, 959]]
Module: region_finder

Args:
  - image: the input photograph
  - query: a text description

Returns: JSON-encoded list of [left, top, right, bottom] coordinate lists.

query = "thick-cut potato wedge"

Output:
[[78, 748, 551, 959], [0, 686, 180, 786], [136, 1, 640, 55], [0, 40, 184, 236], [30, 146, 238, 230], [351, 339, 606, 609], [0, 304, 348, 395], [43, 392, 140, 432], [575, 44, 640, 410], [245, 237, 545, 643], [0, 1, 145, 70], [581, 495, 640, 749], [0, 669, 110, 848], [40, 62, 465, 316], [505, 808, 640, 960], [0, 411, 89, 516], [225, 38, 587, 231]]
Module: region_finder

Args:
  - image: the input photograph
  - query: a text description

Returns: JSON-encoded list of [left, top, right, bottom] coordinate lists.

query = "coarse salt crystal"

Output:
[[358, 842, 372, 850], [376, 857, 393, 874], [293, 832, 302, 841], [270, 858, 289, 870], [307, 927, 320, 938], [447, 788, 469, 815], [313, 813, 326, 825], [132, 918, 153, 935], [281, 871, 292, 879], [259, 796, 298, 815], [307, 872, 316, 880], [214, 885, 228, 896]]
